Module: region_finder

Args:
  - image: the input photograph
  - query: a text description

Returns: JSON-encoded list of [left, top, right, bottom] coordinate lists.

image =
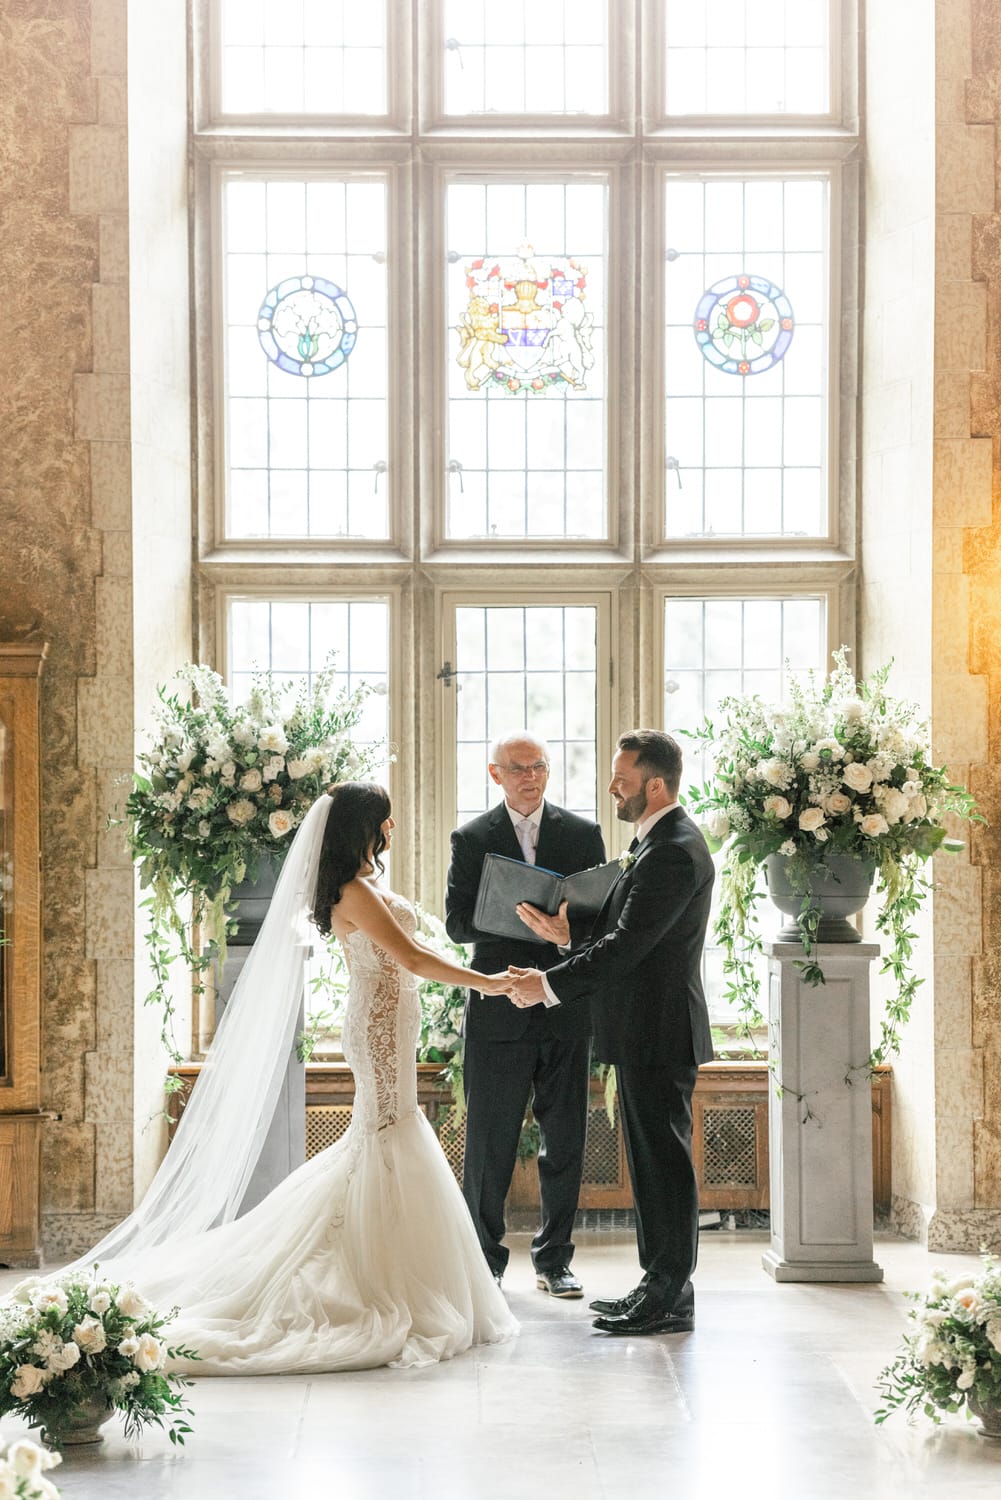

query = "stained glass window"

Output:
[[446, 181, 606, 540], [218, 0, 386, 116], [664, 0, 830, 117], [442, 0, 607, 116], [453, 604, 598, 824], [663, 594, 826, 1021], [664, 175, 829, 539], [222, 176, 388, 539]]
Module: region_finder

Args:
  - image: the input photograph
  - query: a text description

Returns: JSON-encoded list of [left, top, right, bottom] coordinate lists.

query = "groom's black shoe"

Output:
[[589, 1286, 644, 1316], [536, 1267, 584, 1299], [592, 1291, 694, 1336]]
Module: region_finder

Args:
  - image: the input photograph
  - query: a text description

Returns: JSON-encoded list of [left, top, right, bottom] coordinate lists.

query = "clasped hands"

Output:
[[478, 899, 569, 1008]]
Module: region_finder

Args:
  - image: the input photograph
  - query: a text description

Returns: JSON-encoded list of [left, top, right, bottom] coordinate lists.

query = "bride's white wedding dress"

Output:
[[115, 893, 516, 1374]]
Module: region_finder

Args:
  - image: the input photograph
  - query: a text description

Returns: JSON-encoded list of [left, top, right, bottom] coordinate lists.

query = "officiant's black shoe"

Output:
[[589, 1286, 644, 1316], [592, 1294, 694, 1336], [536, 1267, 584, 1299]]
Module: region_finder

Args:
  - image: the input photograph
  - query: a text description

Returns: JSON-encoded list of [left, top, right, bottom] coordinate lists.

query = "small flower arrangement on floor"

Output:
[[875, 1254, 1001, 1427], [0, 1436, 61, 1498], [0, 1272, 198, 1449]]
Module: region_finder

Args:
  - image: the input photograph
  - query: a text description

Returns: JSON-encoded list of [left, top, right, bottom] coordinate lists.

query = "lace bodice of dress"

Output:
[[340, 893, 421, 1133]]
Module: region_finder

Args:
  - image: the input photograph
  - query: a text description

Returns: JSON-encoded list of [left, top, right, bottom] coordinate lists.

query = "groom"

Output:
[[509, 729, 714, 1335]]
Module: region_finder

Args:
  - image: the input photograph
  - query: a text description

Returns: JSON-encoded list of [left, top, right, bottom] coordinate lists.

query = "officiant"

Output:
[[445, 733, 606, 1297]]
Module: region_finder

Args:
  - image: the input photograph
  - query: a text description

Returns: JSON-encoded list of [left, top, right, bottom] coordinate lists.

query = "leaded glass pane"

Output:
[[442, 0, 607, 116], [446, 182, 606, 540], [223, 176, 388, 539], [228, 597, 390, 763], [218, 0, 387, 116], [663, 595, 826, 1023], [664, 0, 830, 117], [454, 605, 597, 823], [664, 175, 828, 539]]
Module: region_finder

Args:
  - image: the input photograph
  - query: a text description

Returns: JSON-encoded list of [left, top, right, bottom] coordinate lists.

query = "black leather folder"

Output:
[[472, 853, 621, 945]]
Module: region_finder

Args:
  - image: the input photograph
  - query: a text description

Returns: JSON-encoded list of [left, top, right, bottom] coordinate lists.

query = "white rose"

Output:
[[842, 762, 873, 793], [220, 761, 237, 784], [860, 813, 889, 837], [46, 1341, 81, 1373], [117, 1334, 141, 1358], [226, 798, 257, 827], [706, 810, 730, 842], [906, 793, 928, 821], [88, 1289, 112, 1316], [133, 1333, 165, 1372], [116, 1286, 151, 1319], [10, 1365, 47, 1398], [957, 1368, 976, 1391], [73, 1316, 107, 1355], [762, 795, 792, 820], [258, 725, 289, 755], [268, 810, 294, 838], [826, 792, 852, 816], [798, 807, 826, 833], [286, 758, 312, 780], [877, 787, 909, 825], [814, 827, 829, 842], [799, 752, 820, 771], [7, 1439, 59, 1478], [866, 755, 893, 784], [186, 785, 212, 810], [31, 1287, 68, 1317], [261, 755, 285, 784], [239, 768, 263, 792], [11, 1278, 41, 1306]]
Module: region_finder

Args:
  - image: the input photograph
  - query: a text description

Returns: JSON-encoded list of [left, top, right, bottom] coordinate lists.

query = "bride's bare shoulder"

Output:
[[329, 875, 384, 937]]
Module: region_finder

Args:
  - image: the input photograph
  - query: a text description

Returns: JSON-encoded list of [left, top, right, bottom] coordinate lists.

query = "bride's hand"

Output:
[[475, 972, 513, 996]]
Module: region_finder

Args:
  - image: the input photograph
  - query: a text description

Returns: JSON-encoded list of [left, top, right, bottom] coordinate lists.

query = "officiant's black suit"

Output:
[[546, 806, 715, 1312], [445, 800, 606, 1279]]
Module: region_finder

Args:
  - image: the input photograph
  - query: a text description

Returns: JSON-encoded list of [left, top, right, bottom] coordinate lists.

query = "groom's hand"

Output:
[[507, 967, 547, 1008], [515, 899, 570, 947]]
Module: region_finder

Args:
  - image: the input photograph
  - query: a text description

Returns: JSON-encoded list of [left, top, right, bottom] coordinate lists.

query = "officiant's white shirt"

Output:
[[505, 799, 544, 863]]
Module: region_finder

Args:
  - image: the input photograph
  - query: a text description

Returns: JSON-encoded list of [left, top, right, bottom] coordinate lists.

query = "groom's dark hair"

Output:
[[312, 782, 392, 935], [617, 729, 683, 796]]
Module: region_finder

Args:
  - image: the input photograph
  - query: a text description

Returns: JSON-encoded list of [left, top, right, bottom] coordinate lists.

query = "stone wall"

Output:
[[0, 0, 191, 1258]]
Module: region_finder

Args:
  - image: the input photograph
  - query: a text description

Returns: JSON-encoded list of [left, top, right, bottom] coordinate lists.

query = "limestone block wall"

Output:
[[0, 0, 191, 1259]]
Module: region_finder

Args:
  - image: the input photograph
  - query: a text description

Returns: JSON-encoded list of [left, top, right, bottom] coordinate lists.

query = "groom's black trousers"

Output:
[[615, 1058, 700, 1310], [462, 1030, 590, 1277]]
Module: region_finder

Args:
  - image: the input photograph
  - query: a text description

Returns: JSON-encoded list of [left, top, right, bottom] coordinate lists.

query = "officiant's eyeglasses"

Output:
[[495, 761, 549, 776]]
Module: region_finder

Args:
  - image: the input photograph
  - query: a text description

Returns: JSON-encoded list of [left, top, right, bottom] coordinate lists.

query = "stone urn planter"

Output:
[[968, 1389, 1001, 1439], [40, 1390, 114, 1448], [765, 853, 876, 944]]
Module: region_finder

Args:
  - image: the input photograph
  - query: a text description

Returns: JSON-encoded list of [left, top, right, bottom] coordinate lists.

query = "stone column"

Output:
[[762, 942, 884, 1283]]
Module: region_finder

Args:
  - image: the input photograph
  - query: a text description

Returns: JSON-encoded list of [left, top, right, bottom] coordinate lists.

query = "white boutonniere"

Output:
[[618, 849, 637, 872]]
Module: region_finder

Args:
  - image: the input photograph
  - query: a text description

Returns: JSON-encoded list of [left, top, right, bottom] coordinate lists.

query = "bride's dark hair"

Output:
[[311, 782, 392, 937]]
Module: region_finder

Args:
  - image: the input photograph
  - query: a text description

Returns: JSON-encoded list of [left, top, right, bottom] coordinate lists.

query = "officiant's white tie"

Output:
[[516, 817, 537, 865]]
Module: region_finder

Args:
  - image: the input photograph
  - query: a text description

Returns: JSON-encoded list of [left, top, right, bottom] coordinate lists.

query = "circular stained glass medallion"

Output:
[[693, 274, 794, 377], [256, 275, 358, 377]]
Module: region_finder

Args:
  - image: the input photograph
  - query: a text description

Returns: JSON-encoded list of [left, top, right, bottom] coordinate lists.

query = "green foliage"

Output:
[[685, 647, 983, 1069], [0, 1272, 198, 1451]]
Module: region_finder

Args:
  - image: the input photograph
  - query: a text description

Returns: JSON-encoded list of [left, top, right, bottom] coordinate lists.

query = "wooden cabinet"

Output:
[[0, 644, 48, 1266]]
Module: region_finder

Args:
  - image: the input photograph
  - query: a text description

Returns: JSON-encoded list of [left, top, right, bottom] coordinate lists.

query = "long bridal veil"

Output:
[[70, 794, 332, 1271]]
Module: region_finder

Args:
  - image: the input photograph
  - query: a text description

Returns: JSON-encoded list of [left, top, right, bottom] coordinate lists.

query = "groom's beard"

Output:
[[614, 789, 648, 823]]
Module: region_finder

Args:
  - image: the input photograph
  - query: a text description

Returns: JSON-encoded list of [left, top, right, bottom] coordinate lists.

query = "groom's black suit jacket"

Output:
[[445, 800, 606, 1043], [545, 806, 715, 1066]]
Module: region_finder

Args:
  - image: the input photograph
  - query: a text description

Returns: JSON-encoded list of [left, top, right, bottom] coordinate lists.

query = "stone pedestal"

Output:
[[762, 941, 884, 1284]]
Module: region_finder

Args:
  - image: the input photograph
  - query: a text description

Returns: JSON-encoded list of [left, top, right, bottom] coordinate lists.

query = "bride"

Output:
[[72, 782, 518, 1373]]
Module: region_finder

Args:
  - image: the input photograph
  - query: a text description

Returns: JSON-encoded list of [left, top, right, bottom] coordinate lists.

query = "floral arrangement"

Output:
[[0, 1437, 61, 1499], [687, 648, 980, 1060], [0, 1272, 197, 1448], [120, 662, 386, 1063], [876, 1254, 1001, 1426]]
